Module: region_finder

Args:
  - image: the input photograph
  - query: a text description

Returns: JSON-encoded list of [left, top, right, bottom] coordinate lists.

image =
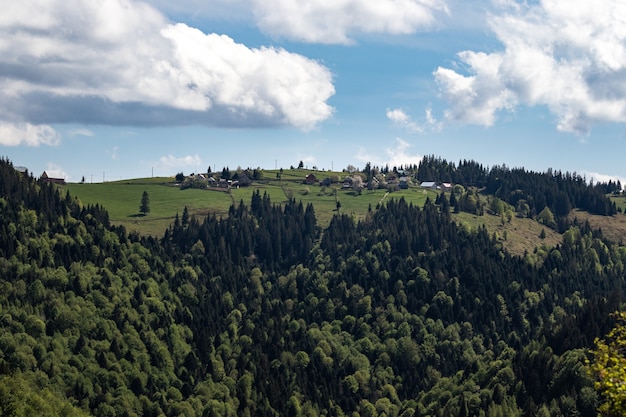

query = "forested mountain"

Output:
[[417, 155, 618, 220], [0, 156, 625, 416]]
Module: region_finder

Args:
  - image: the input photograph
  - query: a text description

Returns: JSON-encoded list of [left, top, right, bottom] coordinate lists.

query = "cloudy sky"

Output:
[[3, 0, 626, 184]]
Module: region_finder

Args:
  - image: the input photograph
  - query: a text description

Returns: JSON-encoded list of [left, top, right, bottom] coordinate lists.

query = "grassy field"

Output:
[[454, 211, 562, 257], [66, 171, 626, 257], [62, 173, 440, 236], [567, 209, 626, 244], [63, 179, 234, 236], [610, 194, 626, 213]]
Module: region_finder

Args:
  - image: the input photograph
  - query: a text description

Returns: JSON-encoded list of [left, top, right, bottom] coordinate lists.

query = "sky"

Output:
[[3, 0, 626, 185]]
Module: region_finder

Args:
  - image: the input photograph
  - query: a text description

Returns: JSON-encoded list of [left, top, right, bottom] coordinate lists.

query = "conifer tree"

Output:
[[139, 191, 150, 215]]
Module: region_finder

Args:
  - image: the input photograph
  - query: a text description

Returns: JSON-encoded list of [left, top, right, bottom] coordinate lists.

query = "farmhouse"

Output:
[[41, 171, 65, 185], [304, 173, 318, 185], [420, 181, 437, 189]]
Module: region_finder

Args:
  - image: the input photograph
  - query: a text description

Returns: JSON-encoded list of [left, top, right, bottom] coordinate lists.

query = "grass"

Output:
[[62, 179, 234, 236], [567, 209, 626, 244], [454, 212, 562, 257], [63, 176, 440, 237], [610, 195, 626, 213], [65, 172, 626, 257]]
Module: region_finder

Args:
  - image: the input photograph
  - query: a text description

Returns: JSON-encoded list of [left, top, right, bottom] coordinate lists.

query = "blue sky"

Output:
[[2, 0, 626, 185]]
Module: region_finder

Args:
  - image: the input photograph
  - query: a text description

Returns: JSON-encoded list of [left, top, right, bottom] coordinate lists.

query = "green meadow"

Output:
[[62, 171, 440, 236]]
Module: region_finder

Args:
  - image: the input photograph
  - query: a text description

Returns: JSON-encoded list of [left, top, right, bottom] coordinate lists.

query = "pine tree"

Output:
[[139, 191, 150, 215], [182, 206, 189, 226]]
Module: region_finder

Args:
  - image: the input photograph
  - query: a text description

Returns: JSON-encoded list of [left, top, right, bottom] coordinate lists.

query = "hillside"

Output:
[[63, 164, 626, 257], [61, 171, 440, 235], [1, 156, 626, 416]]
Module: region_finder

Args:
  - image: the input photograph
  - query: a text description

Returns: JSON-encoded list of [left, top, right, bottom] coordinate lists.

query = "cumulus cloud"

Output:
[[0, 122, 61, 146], [0, 0, 334, 133], [434, 0, 626, 134], [356, 138, 422, 168], [387, 107, 442, 133], [582, 171, 626, 189], [156, 154, 202, 171], [387, 109, 423, 133], [385, 138, 422, 167], [252, 0, 448, 44]]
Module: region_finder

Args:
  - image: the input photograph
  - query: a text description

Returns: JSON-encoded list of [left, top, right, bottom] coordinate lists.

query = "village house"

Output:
[[304, 173, 318, 185], [41, 171, 65, 185]]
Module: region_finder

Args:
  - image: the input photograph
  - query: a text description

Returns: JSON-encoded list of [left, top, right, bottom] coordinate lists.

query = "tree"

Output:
[[139, 191, 150, 215], [537, 207, 556, 228], [175, 172, 185, 183], [589, 311, 626, 416], [298, 160, 304, 169], [182, 206, 189, 226]]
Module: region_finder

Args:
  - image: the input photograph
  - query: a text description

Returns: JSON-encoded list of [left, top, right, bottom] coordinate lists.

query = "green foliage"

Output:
[[589, 311, 626, 416], [1, 156, 626, 417], [0, 372, 90, 417], [537, 206, 557, 228]]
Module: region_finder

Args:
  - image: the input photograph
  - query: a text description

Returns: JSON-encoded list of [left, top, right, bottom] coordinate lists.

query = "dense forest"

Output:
[[416, 155, 618, 220], [0, 156, 625, 416]]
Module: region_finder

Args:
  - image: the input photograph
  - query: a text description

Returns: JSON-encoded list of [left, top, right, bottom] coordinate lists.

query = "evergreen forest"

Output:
[[1, 156, 625, 417]]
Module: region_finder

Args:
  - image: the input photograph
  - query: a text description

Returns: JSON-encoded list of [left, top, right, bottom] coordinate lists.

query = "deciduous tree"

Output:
[[589, 311, 626, 416]]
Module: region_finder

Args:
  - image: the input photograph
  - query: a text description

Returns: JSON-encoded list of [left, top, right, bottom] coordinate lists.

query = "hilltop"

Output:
[[61, 158, 626, 257]]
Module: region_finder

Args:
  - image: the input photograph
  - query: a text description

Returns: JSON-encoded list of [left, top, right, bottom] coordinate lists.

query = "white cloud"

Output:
[[70, 129, 94, 137], [252, 0, 448, 44], [145, 0, 448, 44], [156, 154, 202, 171], [109, 146, 119, 160], [0, 0, 334, 132], [434, 0, 626, 134], [387, 108, 422, 132], [387, 107, 442, 133], [0, 122, 61, 146], [582, 171, 626, 189], [385, 138, 422, 168], [295, 155, 317, 168], [356, 138, 422, 168]]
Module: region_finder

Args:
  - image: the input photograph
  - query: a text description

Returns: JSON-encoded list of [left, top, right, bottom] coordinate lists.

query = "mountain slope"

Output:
[[1, 157, 624, 416]]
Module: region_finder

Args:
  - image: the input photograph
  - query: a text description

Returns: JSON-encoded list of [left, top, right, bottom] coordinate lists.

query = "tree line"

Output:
[[0, 156, 624, 416]]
